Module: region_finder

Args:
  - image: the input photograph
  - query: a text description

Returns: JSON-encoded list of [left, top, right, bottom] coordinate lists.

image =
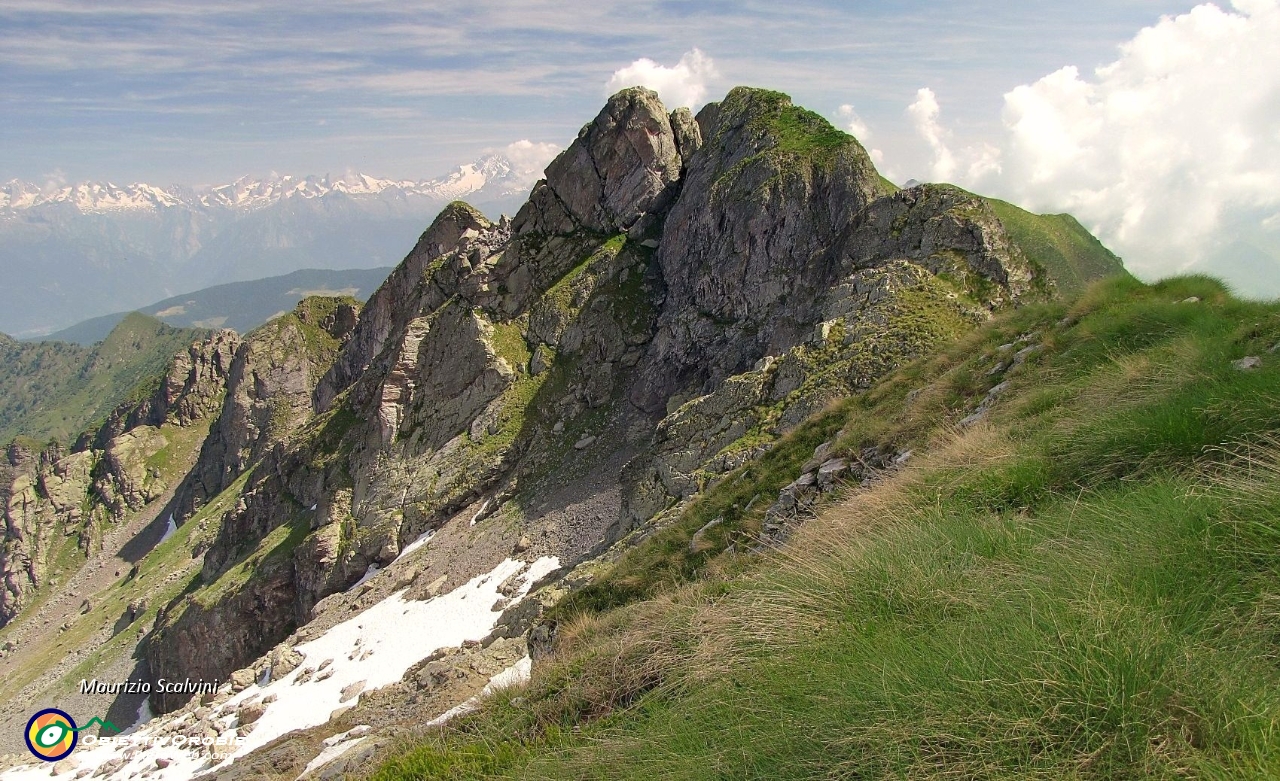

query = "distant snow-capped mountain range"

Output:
[[0, 153, 545, 337], [0, 154, 527, 214]]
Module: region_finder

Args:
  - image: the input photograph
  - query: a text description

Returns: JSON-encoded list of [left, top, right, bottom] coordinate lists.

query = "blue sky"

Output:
[[0, 1, 1200, 185], [3, 0, 1279, 291]]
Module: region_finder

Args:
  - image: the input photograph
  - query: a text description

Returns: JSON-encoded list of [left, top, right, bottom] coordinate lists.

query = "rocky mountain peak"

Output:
[[421, 200, 496, 253], [514, 87, 685, 236], [293, 295, 360, 341], [629, 87, 897, 411]]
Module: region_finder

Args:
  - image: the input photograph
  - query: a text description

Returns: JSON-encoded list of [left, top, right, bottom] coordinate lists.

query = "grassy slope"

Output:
[[370, 274, 1280, 780], [0, 312, 209, 444], [0, 415, 219, 703], [986, 197, 1129, 297]]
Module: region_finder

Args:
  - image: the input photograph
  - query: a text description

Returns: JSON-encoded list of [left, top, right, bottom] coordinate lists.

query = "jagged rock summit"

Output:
[[519, 87, 687, 236], [144, 85, 1053, 711]]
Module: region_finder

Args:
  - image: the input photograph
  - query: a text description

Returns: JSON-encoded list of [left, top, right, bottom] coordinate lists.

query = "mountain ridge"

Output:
[[0, 313, 212, 446], [0, 154, 548, 337], [0, 154, 534, 216], [141, 84, 1097, 717], [35, 267, 393, 346]]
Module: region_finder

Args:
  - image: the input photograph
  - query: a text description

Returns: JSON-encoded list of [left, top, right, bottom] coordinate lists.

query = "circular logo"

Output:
[[25, 709, 77, 762]]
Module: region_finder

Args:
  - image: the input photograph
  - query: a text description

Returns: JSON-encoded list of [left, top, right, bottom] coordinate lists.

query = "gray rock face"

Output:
[[512, 87, 682, 237], [618, 90, 1038, 529], [175, 298, 358, 520], [89, 330, 241, 449], [316, 203, 502, 413], [631, 90, 1037, 414], [149, 546, 298, 712], [838, 184, 1035, 301], [632, 88, 892, 411], [670, 107, 703, 169]]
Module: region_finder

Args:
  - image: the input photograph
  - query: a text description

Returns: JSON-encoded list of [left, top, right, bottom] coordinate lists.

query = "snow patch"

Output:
[[469, 499, 491, 527], [296, 735, 367, 780], [485, 655, 533, 693], [397, 529, 435, 559], [423, 655, 534, 728], [222, 554, 558, 762], [348, 564, 380, 591], [159, 513, 177, 544], [0, 556, 559, 781], [126, 695, 155, 734]]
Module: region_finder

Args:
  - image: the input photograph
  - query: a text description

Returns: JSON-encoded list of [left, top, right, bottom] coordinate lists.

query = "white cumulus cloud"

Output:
[[499, 139, 560, 185], [836, 103, 891, 178], [836, 104, 871, 140], [40, 168, 69, 194], [606, 48, 717, 109], [907, 88, 957, 183], [911, 0, 1280, 294]]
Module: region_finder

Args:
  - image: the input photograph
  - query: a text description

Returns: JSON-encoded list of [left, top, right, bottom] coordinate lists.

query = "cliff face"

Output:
[[175, 297, 359, 521], [143, 87, 1061, 711]]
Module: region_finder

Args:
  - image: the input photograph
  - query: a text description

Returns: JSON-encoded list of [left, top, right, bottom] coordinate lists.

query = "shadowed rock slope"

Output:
[[134, 85, 1122, 723]]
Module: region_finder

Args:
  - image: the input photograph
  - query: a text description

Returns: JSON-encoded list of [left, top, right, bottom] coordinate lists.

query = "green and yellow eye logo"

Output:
[[25, 709, 78, 762]]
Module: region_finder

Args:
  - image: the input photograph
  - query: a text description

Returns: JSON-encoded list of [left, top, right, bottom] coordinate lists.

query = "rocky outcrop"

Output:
[[632, 88, 889, 411], [837, 183, 1037, 304], [618, 89, 1037, 528], [147, 548, 297, 712], [175, 298, 358, 520], [144, 86, 1061, 712], [87, 330, 241, 448], [315, 204, 501, 413], [0, 331, 237, 625], [513, 87, 685, 238], [631, 88, 1034, 413]]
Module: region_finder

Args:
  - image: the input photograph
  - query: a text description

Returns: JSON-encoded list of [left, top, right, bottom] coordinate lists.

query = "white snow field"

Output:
[[0, 555, 559, 781]]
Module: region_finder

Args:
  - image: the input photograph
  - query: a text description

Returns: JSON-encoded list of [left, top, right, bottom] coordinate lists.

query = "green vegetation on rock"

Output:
[[0, 312, 210, 445], [756, 92, 851, 162], [987, 197, 1129, 296], [708, 87, 893, 200]]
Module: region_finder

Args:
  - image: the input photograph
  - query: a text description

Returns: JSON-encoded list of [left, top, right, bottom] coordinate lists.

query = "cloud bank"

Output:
[[836, 103, 888, 172], [909, 0, 1280, 294], [498, 139, 560, 187], [606, 49, 717, 109]]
